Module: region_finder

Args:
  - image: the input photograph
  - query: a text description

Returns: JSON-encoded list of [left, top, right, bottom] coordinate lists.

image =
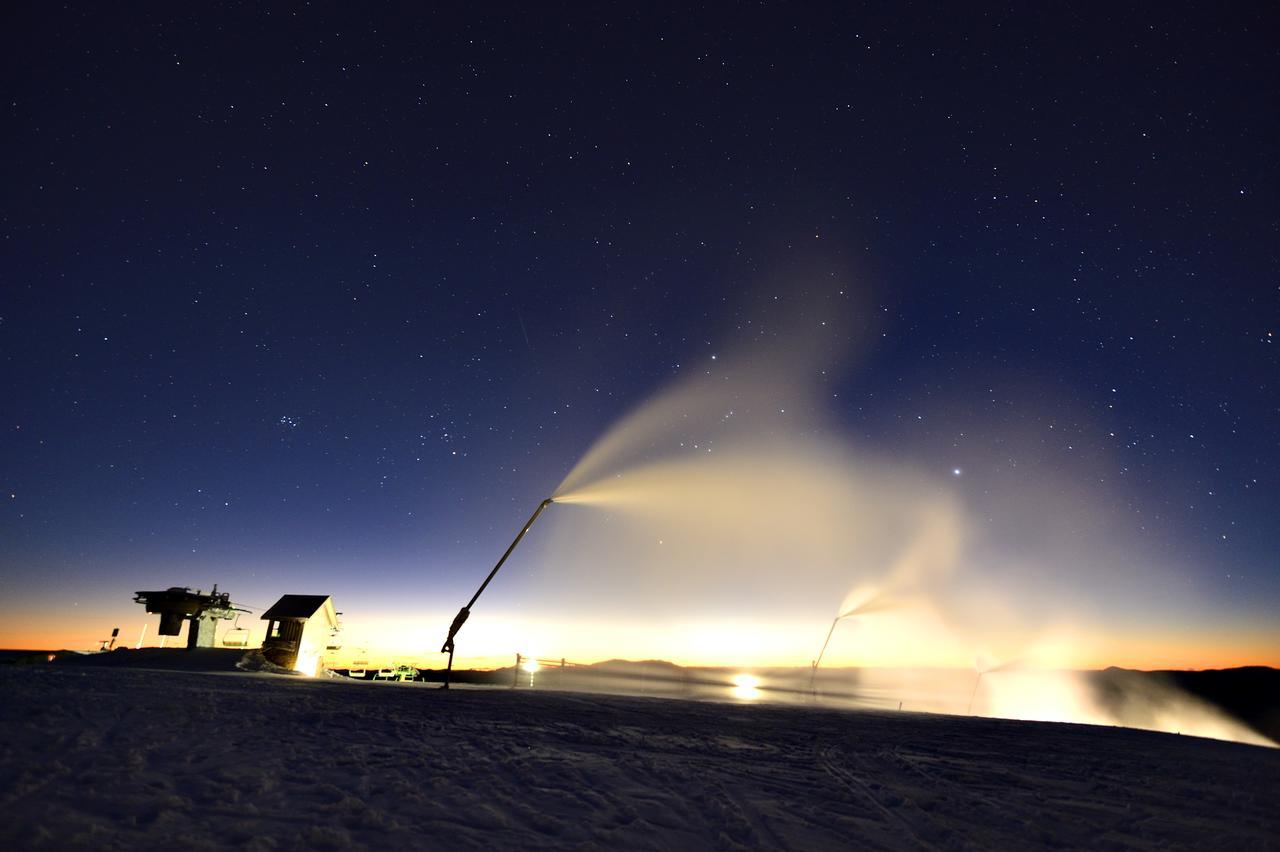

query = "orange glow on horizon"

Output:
[[5, 583, 1274, 670], [5, 605, 1275, 673]]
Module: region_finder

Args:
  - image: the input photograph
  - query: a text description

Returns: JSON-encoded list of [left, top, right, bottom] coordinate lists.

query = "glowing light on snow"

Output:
[[294, 650, 320, 677], [730, 673, 761, 700]]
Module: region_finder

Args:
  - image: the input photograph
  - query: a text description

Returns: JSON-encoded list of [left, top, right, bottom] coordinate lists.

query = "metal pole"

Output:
[[466, 498, 553, 611], [967, 672, 983, 715], [809, 616, 842, 692], [442, 644, 455, 688], [440, 498, 555, 689], [809, 606, 864, 693]]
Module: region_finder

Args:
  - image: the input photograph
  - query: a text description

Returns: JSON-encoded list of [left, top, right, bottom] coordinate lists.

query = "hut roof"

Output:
[[261, 594, 333, 622]]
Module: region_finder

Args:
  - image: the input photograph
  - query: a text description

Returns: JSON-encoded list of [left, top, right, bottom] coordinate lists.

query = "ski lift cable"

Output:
[[230, 601, 269, 612]]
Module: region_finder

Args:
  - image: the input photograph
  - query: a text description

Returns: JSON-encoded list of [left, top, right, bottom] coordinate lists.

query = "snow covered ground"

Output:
[[2, 666, 1276, 850]]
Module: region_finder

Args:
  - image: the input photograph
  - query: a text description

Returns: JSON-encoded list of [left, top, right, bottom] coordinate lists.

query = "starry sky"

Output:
[[2, 4, 1276, 665]]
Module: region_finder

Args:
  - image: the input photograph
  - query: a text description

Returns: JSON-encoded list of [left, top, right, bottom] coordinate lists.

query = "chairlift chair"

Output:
[[222, 614, 251, 648]]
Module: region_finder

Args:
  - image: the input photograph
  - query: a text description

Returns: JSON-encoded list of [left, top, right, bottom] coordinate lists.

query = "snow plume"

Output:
[[532, 286, 1268, 745], [547, 290, 965, 654]]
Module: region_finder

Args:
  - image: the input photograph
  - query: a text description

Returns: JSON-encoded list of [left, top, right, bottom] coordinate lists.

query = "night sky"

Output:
[[2, 4, 1276, 665]]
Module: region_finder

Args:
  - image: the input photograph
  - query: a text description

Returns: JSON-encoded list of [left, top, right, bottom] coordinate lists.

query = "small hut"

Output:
[[260, 595, 339, 676]]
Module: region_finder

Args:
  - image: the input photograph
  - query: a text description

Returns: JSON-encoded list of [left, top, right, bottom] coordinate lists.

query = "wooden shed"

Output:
[[260, 595, 339, 676]]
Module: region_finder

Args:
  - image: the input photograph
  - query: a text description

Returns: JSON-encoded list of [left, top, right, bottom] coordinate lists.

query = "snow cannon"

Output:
[[440, 497, 555, 688]]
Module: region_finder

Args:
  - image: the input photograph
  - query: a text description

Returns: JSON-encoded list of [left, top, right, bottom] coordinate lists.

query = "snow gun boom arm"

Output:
[[440, 498, 554, 654]]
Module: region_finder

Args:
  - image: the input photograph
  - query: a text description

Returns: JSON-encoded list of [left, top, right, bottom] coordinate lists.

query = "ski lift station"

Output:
[[133, 586, 240, 648], [133, 586, 340, 676], [261, 594, 341, 677]]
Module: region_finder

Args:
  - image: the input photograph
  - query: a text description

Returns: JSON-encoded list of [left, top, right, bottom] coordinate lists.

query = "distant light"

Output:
[[730, 673, 761, 700], [521, 658, 540, 673], [952, 468, 962, 477]]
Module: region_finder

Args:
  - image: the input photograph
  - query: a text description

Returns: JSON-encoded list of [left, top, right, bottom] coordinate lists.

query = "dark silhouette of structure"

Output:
[[133, 586, 241, 649]]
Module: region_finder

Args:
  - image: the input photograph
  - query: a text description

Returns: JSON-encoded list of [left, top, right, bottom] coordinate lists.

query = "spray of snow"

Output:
[[531, 287, 1272, 745]]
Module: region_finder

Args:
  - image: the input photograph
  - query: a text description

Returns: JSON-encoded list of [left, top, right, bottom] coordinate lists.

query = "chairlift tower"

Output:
[[133, 585, 243, 649]]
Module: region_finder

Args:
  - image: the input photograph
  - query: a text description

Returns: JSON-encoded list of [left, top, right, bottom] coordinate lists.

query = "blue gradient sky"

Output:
[[2, 4, 1276, 665]]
